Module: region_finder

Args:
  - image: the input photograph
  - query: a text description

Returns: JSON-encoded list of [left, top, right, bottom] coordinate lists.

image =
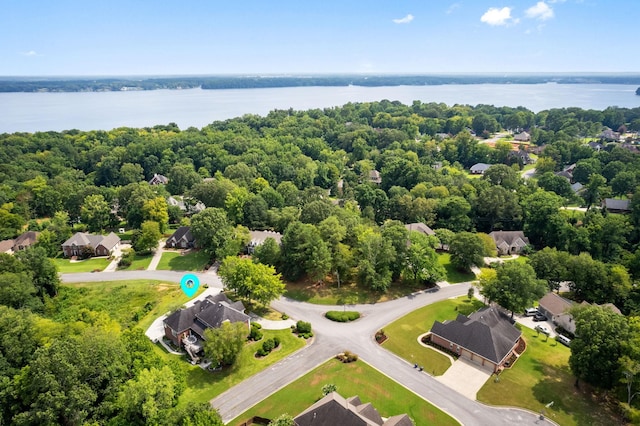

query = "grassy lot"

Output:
[[50, 280, 202, 330], [284, 279, 423, 305], [156, 250, 211, 271], [383, 296, 484, 376], [51, 257, 111, 273], [119, 252, 154, 271], [231, 358, 459, 426], [437, 253, 476, 283], [173, 328, 306, 407], [478, 327, 623, 426]]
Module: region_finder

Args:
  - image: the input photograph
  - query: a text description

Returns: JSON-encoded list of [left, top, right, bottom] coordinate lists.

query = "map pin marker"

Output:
[[180, 274, 200, 298]]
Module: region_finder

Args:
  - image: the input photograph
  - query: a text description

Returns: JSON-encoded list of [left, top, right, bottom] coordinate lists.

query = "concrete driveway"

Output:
[[436, 358, 493, 400]]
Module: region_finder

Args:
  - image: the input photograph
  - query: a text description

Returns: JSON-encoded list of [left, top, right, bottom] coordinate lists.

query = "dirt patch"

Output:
[[154, 283, 175, 292]]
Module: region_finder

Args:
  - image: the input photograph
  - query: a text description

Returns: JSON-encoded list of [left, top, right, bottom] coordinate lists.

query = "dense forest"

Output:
[[2, 74, 640, 92], [4, 100, 640, 423]]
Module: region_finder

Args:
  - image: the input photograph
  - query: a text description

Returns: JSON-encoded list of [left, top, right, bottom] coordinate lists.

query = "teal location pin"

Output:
[[180, 274, 200, 298]]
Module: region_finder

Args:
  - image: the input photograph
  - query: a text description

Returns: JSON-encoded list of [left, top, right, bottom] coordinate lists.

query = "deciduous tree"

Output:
[[203, 321, 248, 366]]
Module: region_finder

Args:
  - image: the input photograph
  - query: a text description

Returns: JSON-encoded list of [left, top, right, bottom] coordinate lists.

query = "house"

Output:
[[588, 141, 604, 151], [429, 307, 521, 373], [470, 163, 491, 175], [294, 391, 413, 426], [513, 131, 531, 142], [570, 182, 584, 194], [555, 163, 576, 181], [165, 226, 196, 249], [167, 196, 206, 215], [538, 292, 576, 334], [12, 231, 39, 252], [368, 170, 382, 185], [580, 301, 622, 315], [602, 198, 631, 213], [163, 292, 250, 349], [148, 173, 169, 185], [247, 230, 283, 254], [61, 232, 120, 257], [599, 129, 620, 142], [488, 231, 529, 255], [0, 239, 14, 254], [508, 149, 534, 165], [405, 222, 435, 237]]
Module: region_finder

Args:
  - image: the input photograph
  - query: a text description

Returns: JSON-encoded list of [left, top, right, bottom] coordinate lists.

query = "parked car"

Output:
[[535, 325, 550, 335], [556, 335, 571, 347], [533, 313, 547, 322], [525, 307, 539, 317]]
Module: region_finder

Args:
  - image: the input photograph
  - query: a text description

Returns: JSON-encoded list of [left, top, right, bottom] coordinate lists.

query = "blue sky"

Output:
[[1, 0, 638, 76]]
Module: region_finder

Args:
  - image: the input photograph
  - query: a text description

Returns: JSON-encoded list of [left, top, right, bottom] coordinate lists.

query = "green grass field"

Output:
[[156, 250, 211, 271], [231, 358, 459, 426], [284, 280, 423, 305], [119, 252, 154, 270], [383, 296, 484, 376], [52, 257, 111, 273], [477, 327, 623, 426], [437, 253, 476, 283]]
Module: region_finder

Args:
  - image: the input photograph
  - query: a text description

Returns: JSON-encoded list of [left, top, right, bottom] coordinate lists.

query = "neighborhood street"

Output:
[[61, 270, 545, 425]]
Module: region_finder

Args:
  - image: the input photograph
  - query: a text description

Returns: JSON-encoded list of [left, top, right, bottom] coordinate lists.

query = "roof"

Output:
[[167, 226, 195, 243], [430, 307, 521, 364], [571, 182, 584, 193], [470, 163, 491, 172], [164, 293, 249, 338], [149, 173, 169, 184], [580, 301, 622, 315], [98, 232, 120, 250], [514, 131, 530, 141], [369, 170, 382, 183], [13, 231, 39, 248], [294, 392, 413, 426], [404, 222, 435, 236], [0, 239, 14, 253], [538, 292, 573, 316], [62, 232, 120, 250], [488, 231, 529, 248], [603, 198, 631, 212], [248, 230, 283, 246]]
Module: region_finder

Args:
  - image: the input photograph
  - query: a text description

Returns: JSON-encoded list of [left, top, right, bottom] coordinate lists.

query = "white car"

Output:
[[535, 325, 550, 336]]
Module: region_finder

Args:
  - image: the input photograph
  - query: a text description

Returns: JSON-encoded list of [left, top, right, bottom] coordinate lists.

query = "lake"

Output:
[[1, 83, 639, 133]]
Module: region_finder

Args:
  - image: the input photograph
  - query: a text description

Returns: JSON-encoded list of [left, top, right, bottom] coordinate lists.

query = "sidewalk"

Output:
[[146, 239, 166, 271]]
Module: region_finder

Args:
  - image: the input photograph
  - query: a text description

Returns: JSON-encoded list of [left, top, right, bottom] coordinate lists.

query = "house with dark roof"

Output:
[[163, 293, 250, 350], [165, 226, 196, 249], [470, 163, 491, 174], [538, 292, 575, 334], [247, 230, 283, 254], [507, 149, 534, 165], [12, 231, 39, 252], [148, 173, 169, 185], [294, 392, 413, 426], [602, 198, 631, 213], [599, 129, 620, 142], [61, 232, 120, 257], [429, 307, 521, 373], [488, 231, 529, 255]]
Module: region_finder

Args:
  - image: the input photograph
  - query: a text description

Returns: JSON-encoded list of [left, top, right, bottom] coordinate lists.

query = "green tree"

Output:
[[142, 196, 169, 233], [528, 247, 569, 292], [190, 208, 234, 258], [116, 366, 177, 425], [218, 256, 285, 306], [569, 305, 630, 389], [280, 221, 331, 282], [483, 164, 521, 190], [436, 196, 472, 232], [167, 164, 201, 195], [356, 227, 394, 291], [448, 232, 485, 271], [404, 231, 445, 284], [522, 189, 564, 248], [132, 221, 162, 254], [15, 247, 60, 298], [480, 261, 546, 317], [566, 252, 612, 304], [80, 194, 111, 232], [203, 321, 248, 366], [252, 237, 281, 267]]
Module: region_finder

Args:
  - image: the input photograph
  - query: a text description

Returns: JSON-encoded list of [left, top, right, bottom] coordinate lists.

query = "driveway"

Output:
[[146, 239, 167, 271], [436, 358, 493, 400]]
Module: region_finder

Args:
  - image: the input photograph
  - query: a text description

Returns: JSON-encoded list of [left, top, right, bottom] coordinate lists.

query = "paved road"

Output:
[[60, 271, 544, 425]]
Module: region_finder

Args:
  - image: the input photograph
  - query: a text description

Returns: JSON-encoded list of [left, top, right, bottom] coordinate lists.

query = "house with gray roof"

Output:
[[488, 231, 529, 255], [294, 392, 413, 426], [602, 198, 631, 213], [61, 232, 120, 257], [148, 173, 169, 185], [513, 131, 531, 142], [404, 222, 435, 237], [538, 292, 576, 334], [163, 293, 250, 350], [0, 239, 14, 254], [429, 307, 521, 373], [247, 230, 283, 254], [165, 226, 196, 249], [368, 170, 382, 184], [470, 163, 491, 174], [12, 231, 39, 252]]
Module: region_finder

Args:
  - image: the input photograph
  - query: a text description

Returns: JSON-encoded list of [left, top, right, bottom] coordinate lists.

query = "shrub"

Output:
[[281, 313, 289, 320], [325, 311, 360, 322], [262, 338, 275, 353], [249, 322, 263, 341], [295, 321, 313, 339], [273, 336, 280, 348], [336, 351, 358, 363]]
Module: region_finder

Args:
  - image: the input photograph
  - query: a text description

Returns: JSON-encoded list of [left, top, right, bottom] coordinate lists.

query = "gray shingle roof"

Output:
[[167, 226, 195, 244], [470, 163, 491, 173], [61, 232, 120, 250], [404, 222, 435, 236], [430, 307, 521, 364], [603, 198, 631, 212], [538, 292, 573, 317], [489, 231, 529, 249]]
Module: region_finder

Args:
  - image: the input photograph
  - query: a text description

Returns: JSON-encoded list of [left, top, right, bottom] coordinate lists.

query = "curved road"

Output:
[[61, 271, 543, 425]]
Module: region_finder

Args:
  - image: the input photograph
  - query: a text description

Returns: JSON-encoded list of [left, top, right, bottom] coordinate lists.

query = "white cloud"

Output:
[[446, 3, 461, 14], [392, 14, 414, 24], [526, 2, 554, 20], [480, 7, 517, 26], [21, 50, 38, 56]]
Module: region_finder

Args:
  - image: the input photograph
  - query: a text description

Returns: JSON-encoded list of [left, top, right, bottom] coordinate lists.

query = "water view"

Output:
[[1, 83, 639, 133]]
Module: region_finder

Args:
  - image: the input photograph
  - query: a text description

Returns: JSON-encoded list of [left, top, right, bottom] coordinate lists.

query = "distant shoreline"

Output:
[[2, 74, 640, 93]]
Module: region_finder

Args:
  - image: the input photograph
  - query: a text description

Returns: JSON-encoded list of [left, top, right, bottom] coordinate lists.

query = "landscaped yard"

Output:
[[156, 250, 210, 271], [477, 327, 623, 426], [230, 358, 459, 426], [437, 252, 476, 283], [382, 296, 484, 376], [119, 252, 154, 271], [52, 257, 111, 273]]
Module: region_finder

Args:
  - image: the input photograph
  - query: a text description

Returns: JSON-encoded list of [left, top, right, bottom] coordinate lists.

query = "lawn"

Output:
[[477, 327, 623, 426], [382, 296, 485, 376], [50, 280, 203, 330], [119, 252, 154, 271], [231, 358, 459, 426], [437, 252, 476, 283], [173, 328, 307, 407], [284, 279, 423, 305], [156, 250, 211, 271], [52, 257, 111, 273]]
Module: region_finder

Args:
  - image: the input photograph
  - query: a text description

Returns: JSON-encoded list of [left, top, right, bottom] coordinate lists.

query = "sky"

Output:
[[1, 0, 639, 76]]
